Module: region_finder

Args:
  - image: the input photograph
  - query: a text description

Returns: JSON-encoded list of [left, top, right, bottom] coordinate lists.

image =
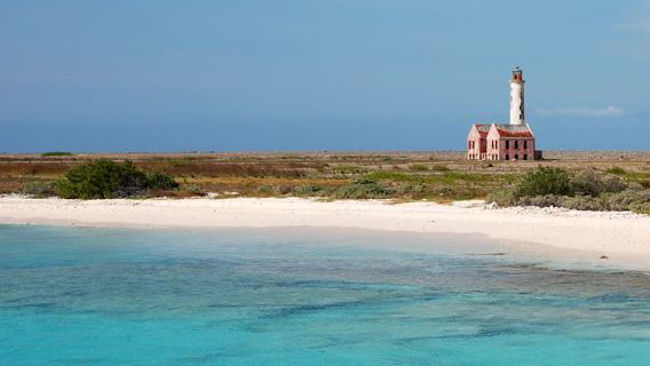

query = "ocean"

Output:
[[1, 224, 650, 365]]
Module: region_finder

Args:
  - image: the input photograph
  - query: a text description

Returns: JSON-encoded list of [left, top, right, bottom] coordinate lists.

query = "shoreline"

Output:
[[1, 195, 649, 268]]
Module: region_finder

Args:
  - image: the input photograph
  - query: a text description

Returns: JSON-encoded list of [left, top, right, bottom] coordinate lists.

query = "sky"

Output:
[[1, 0, 649, 152]]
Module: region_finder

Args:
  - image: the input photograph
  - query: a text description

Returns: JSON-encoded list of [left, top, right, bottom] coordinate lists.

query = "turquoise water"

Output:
[[2, 225, 650, 365]]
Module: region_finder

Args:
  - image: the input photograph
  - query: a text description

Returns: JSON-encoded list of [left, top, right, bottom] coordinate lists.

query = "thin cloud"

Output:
[[621, 1, 650, 36], [624, 19, 650, 34], [536, 106, 624, 118]]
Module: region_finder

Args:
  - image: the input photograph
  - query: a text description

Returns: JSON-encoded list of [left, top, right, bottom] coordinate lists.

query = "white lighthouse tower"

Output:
[[509, 66, 525, 125]]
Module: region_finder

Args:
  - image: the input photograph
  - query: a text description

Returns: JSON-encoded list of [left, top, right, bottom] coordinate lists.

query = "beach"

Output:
[[1, 195, 649, 266]]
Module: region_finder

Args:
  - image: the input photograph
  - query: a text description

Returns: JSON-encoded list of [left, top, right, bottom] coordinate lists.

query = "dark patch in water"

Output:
[[588, 293, 634, 303], [474, 326, 517, 337], [178, 352, 231, 363], [61, 290, 87, 297], [464, 252, 507, 256], [2, 301, 57, 310], [262, 300, 367, 319]]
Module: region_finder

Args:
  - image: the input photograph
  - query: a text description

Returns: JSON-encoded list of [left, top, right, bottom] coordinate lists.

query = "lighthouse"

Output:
[[466, 67, 541, 161], [509, 66, 525, 125]]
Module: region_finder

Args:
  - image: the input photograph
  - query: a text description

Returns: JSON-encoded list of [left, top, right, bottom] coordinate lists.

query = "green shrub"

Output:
[[184, 184, 206, 196], [397, 182, 427, 194], [558, 195, 608, 211], [487, 188, 518, 206], [333, 178, 393, 199], [364, 171, 417, 182], [604, 190, 650, 211], [40, 151, 73, 157], [147, 172, 180, 190], [274, 185, 293, 195], [55, 160, 178, 199], [606, 166, 626, 175], [640, 180, 650, 189], [432, 164, 451, 172], [630, 202, 650, 215], [490, 185, 650, 213], [627, 182, 645, 191], [516, 194, 563, 208], [257, 185, 274, 194], [293, 184, 323, 196], [23, 181, 56, 197], [515, 167, 573, 197], [409, 164, 428, 172], [600, 174, 629, 193], [569, 171, 626, 197], [332, 165, 367, 175]]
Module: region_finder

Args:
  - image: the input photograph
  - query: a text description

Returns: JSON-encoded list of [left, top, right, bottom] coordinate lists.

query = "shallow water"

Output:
[[1, 225, 650, 365]]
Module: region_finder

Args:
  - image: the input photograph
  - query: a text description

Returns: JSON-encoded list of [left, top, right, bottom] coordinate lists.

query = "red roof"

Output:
[[495, 126, 534, 138], [471, 123, 534, 138]]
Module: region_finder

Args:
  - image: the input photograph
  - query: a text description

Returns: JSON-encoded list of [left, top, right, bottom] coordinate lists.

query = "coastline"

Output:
[[1, 195, 649, 268]]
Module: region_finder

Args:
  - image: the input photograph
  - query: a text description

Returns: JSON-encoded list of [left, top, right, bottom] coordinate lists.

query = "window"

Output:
[[515, 154, 519, 160], [524, 140, 528, 149], [505, 140, 510, 149], [505, 154, 510, 161], [524, 154, 528, 160], [514, 141, 519, 149]]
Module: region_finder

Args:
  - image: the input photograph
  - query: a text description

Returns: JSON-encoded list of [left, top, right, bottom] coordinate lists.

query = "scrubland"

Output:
[[1, 151, 649, 213]]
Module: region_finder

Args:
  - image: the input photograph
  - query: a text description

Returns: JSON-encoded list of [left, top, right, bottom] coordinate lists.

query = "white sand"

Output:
[[1, 195, 649, 260]]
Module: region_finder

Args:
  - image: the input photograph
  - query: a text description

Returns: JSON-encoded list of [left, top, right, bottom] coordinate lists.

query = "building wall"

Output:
[[470, 124, 538, 161], [488, 138, 535, 160], [466, 127, 487, 160]]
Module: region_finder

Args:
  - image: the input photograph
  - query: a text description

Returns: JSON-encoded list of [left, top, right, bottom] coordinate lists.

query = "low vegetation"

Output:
[[53, 160, 179, 199], [488, 167, 650, 215], [1, 151, 649, 214], [40, 151, 74, 157], [333, 178, 394, 199], [23, 181, 57, 198]]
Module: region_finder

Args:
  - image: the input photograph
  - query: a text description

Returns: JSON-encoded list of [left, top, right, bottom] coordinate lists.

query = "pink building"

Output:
[[468, 123, 537, 160], [467, 67, 542, 161]]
